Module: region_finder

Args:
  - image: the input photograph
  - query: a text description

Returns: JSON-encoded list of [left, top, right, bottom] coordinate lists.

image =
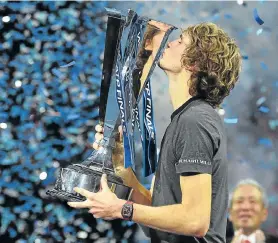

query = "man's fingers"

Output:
[[118, 125, 123, 134], [118, 126, 123, 142], [103, 217, 114, 221], [100, 174, 110, 191], [93, 213, 102, 219], [67, 200, 93, 209], [92, 142, 99, 150], [88, 207, 101, 214], [95, 132, 103, 141], [95, 124, 104, 133], [93, 126, 104, 150], [93, 142, 103, 151], [73, 187, 95, 200]]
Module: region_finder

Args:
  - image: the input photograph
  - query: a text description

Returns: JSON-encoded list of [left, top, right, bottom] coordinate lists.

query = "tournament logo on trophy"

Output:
[[46, 8, 176, 202]]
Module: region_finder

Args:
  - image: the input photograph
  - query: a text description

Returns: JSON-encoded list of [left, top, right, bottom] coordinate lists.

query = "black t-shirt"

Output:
[[148, 96, 228, 243]]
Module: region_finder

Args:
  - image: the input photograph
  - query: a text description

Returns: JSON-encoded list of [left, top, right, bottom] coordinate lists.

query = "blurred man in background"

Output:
[[227, 178, 278, 243]]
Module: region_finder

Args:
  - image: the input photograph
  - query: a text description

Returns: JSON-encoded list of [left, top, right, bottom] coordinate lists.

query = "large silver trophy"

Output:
[[46, 9, 176, 202]]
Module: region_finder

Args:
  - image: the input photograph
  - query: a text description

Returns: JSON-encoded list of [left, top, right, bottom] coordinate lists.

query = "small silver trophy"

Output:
[[46, 8, 176, 202]]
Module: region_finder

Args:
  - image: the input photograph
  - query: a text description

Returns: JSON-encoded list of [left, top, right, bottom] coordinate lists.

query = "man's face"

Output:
[[159, 33, 190, 73], [229, 185, 268, 233]]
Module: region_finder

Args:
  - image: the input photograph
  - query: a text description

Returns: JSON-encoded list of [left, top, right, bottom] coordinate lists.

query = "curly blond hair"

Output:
[[181, 23, 242, 107]]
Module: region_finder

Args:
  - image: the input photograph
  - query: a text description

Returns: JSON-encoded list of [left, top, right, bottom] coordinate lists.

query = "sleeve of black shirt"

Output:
[[174, 111, 220, 175]]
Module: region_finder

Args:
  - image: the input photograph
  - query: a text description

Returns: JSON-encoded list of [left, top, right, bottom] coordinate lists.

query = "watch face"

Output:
[[122, 203, 132, 218]]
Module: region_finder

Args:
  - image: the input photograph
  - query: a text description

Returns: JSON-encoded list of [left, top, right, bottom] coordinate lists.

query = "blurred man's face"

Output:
[[229, 185, 268, 233], [159, 33, 190, 73]]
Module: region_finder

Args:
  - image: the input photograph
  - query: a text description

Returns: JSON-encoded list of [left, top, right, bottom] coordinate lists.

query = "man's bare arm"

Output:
[[117, 173, 211, 237]]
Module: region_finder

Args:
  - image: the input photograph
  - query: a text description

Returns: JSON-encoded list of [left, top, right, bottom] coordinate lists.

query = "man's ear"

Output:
[[261, 207, 268, 223], [186, 64, 198, 72]]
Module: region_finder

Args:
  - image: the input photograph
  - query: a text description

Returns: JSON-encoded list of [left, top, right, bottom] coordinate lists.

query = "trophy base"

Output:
[[46, 164, 133, 202]]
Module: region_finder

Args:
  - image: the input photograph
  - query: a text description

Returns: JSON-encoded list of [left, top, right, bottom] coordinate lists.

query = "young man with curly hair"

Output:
[[68, 22, 242, 243]]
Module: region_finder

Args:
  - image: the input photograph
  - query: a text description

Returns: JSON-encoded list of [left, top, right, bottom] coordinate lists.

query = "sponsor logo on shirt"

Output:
[[177, 158, 211, 166]]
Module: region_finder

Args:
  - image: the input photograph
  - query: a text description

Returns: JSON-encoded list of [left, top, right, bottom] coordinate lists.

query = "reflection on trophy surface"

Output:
[[134, 20, 171, 95], [46, 8, 176, 202]]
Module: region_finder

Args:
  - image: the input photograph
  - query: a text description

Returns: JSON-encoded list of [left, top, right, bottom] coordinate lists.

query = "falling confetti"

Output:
[[224, 118, 238, 124], [258, 106, 270, 113], [256, 28, 263, 35], [258, 138, 273, 147], [256, 96, 266, 106], [260, 62, 268, 70], [253, 8, 264, 25], [60, 61, 76, 68]]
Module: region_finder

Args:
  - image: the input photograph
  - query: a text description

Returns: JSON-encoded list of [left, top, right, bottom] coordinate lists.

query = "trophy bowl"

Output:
[[46, 162, 133, 202]]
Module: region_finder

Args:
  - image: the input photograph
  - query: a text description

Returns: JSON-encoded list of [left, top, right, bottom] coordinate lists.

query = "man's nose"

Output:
[[240, 201, 252, 210], [167, 42, 172, 48]]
